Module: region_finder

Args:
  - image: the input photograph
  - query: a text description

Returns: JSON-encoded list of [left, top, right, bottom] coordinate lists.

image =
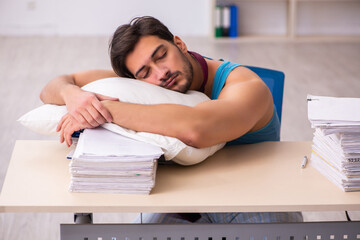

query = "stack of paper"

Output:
[[69, 127, 163, 194], [308, 95, 360, 191]]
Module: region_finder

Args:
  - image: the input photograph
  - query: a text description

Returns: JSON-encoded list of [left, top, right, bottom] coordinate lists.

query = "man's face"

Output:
[[125, 35, 193, 93]]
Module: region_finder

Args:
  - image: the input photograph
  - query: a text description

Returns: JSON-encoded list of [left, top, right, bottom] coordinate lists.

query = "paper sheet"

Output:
[[308, 95, 360, 192], [69, 127, 163, 194]]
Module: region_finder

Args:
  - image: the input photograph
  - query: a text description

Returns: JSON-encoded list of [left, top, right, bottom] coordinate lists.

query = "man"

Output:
[[40, 16, 302, 223]]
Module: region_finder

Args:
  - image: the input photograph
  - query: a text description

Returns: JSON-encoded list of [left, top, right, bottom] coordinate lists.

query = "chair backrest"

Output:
[[244, 65, 285, 123]]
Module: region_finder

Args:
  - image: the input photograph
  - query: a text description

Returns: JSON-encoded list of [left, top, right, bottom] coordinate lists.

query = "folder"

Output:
[[229, 5, 238, 38], [215, 5, 223, 37], [222, 6, 230, 37]]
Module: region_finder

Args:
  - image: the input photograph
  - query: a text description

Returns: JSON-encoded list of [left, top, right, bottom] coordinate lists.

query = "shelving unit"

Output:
[[212, 0, 360, 41]]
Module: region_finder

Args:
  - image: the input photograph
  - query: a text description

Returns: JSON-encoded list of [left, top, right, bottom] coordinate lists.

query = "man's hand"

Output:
[[57, 90, 118, 147], [57, 113, 84, 147], [63, 89, 118, 128]]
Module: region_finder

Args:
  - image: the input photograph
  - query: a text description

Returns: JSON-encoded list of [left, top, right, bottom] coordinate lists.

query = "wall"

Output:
[[0, 0, 211, 36], [1, 0, 359, 37], [297, 1, 360, 35]]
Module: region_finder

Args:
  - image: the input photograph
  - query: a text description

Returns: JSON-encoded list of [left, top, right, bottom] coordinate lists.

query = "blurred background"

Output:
[[0, 0, 360, 239]]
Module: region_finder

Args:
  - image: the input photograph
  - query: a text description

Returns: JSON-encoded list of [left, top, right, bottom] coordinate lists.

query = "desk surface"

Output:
[[0, 140, 359, 213]]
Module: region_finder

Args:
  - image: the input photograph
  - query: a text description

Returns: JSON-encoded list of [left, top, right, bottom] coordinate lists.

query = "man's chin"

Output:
[[176, 80, 192, 93], [170, 87, 187, 94], [173, 84, 191, 94]]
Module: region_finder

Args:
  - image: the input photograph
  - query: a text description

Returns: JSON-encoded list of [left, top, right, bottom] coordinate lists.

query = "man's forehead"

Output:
[[133, 36, 168, 55]]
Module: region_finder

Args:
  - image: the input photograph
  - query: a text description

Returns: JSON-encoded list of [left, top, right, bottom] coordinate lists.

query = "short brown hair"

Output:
[[109, 16, 174, 78]]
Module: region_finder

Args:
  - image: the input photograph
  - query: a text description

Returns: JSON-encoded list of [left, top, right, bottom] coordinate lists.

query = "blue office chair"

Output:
[[244, 65, 285, 123]]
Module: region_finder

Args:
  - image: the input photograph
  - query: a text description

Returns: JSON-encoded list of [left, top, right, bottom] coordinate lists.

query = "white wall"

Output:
[[0, 0, 212, 36], [296, 1, 360, 35], [1, 0, 359, 37]]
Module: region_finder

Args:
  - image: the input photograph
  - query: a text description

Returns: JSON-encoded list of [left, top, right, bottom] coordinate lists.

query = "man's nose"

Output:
[[151, 63, 170, 82]]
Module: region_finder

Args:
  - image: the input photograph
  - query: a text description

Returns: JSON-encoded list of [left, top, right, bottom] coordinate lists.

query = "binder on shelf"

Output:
[[222, 6, 230, 37], [215, 5, 223, 37], [229, 5, 238, 38]]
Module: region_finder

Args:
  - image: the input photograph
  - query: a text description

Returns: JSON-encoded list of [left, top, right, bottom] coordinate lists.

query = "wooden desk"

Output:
[[1, 140, 359, 213]]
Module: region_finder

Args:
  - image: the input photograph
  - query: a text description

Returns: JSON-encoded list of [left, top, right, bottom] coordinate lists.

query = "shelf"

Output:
[[212, 0, 360, 41]]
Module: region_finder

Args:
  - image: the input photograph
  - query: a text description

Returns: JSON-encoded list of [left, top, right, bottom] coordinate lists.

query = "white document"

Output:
[[73, 127, 163, 161], [307, 94, 360, 122], [308, 95, 360, 192], [69, 127, 162, 194]]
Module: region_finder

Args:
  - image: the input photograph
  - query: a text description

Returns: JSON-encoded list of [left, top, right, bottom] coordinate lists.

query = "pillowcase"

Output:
[[18, 77, 225, 165]]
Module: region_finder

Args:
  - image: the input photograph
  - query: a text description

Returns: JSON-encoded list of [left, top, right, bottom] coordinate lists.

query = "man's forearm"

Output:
[[40, 75, 79, 105], [102, 100, 202, 147], [101, 92, 264, 148]]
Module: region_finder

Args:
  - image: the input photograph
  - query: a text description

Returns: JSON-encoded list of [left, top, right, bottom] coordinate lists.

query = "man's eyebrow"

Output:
[[135, 44, 165, 78]]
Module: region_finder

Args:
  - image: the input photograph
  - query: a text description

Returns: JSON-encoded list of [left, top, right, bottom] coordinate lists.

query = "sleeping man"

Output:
[[40, 16, 302, 223]]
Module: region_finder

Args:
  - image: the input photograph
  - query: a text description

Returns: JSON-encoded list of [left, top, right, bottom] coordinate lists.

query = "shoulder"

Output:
[[218, 65, 275, 132], [227, 65, 262, 84], [218, 65, 270, 101], [206, 59, 271, 105], [207, 59, 266, 94]]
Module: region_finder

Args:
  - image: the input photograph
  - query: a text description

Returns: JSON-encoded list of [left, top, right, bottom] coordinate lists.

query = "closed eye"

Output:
[[142, 68, 150, 79], [155, 50, 167, 63], [158, 51, 167, 60], [144, 69, 150, 78]]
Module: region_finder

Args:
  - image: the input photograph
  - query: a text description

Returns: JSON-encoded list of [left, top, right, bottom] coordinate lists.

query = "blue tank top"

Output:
[[212, 61, 280, 146]]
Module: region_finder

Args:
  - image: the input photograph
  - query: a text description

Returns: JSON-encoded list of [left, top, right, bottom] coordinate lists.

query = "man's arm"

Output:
[[57, 67, 273, 148], [40, 69, 118, 128], [100, 67, 273, 148]]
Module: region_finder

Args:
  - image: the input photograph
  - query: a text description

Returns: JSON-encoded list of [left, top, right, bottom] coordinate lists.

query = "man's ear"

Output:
[[173, 36, 188, 53]]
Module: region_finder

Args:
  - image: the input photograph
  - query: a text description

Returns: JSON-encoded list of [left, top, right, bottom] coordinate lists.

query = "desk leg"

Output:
[[74, 213, 93, 224]]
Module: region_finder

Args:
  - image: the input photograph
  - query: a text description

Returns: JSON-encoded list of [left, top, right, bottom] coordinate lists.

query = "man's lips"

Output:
[[163, 73, 179, 88]]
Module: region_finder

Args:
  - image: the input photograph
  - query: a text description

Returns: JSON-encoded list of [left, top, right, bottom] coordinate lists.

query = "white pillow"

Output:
[[18, 77, 225, 165]]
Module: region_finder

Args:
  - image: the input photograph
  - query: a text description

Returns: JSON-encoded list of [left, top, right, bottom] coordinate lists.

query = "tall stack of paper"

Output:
[[69, 127, 163, 194], [308, 95, 360, 191]]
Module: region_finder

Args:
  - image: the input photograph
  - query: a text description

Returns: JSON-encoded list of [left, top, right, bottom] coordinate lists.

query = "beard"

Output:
[[173, 46, 194, 93]]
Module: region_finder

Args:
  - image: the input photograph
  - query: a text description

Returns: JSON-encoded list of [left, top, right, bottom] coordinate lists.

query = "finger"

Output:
[[60, 119, 70, 144], [87, 106, 107, 125], [57, 114, 68, 132], [62, 121, 74, 147], [92, 100, 113, 123], [65, 128, 73, 147], [74, 111, 95, 128], [60, 130, 64, 144], [82, 108, 101, 127], [95, 93, 119, 101]]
